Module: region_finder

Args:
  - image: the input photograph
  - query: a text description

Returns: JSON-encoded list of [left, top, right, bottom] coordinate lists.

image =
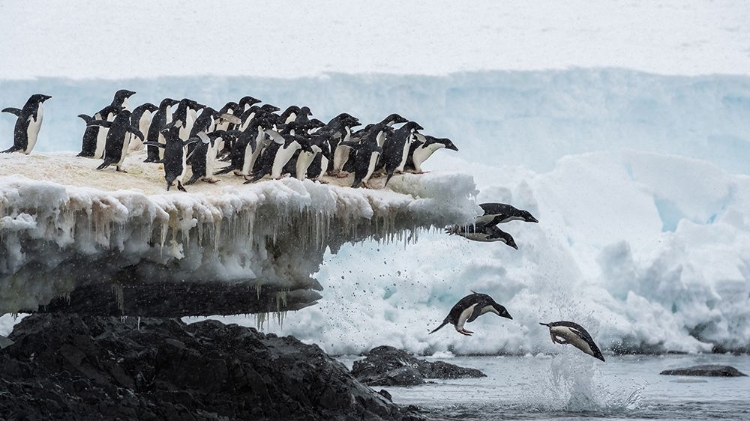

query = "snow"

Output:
[[2, 1, 750, 355]]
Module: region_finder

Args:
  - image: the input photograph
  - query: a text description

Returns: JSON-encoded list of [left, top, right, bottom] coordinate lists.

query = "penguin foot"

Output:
[[177, 182, 187, 192], [116, 167, 128, 173], [457, 328, 473, 336], [336, 171, 350, 178], [203, 178, 220, 184]]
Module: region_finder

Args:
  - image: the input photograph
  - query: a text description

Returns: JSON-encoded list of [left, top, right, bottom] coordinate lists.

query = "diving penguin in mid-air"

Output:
[[475, 203, 539, 225], [430, 292, 512, 336], [1, 94, 52, 154], [539, 321, 605, 361], [445, 223, 518, 249]]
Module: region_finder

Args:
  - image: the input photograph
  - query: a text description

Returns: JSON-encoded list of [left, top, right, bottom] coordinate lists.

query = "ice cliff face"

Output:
[[0, 154, 477, 316]]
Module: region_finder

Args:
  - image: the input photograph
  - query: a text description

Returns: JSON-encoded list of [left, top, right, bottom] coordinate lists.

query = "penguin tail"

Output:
[[429, 320, 449, 334], [1, 146, 19, 154]]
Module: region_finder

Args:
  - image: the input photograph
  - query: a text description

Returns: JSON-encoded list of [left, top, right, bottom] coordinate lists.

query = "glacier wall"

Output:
[[2, 69, 750, 173], [1, 69, 750, 354]]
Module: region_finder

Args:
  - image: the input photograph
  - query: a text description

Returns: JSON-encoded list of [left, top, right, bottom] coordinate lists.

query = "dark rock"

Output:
[[0, 314, 416, 420], [0, 334, 13, 349], [351, 345, 486, 386], [660, 364, 747, 377], [378, 389, 393, 402]]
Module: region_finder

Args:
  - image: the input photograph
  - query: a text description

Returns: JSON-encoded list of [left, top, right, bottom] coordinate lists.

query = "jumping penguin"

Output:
[[430, 292, 513, 336], [1, 94, 52, 154], [475, 203, 539, 225], [445, 223, 518, 249], [539, 321, 605, 361], [404, 134, 458, 173]]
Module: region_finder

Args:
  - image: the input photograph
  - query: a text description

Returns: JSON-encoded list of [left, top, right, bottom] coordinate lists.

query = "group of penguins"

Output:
[[2, 93, 604, 361], [438, 204, 606, 362], [0, 90, 460, 193]]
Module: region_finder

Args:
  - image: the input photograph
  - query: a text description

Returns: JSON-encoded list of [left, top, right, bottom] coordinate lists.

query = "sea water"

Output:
[[338, 353, 750, 420]]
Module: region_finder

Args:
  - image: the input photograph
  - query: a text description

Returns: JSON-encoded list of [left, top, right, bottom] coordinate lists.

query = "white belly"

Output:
[[295, 149, 318, 180], [362, 151, 380, 183], [550, 326, 595, 356], [24, 105, 44, 154], [412, 143, 444, 172], [332, 143, 352, 172], [271, 142, 301, 178]]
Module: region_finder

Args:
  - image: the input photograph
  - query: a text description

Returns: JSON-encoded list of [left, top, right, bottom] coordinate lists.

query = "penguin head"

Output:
[[140, 103, 158, 113], [491, 302, 513, 320], [300, 106, 313, 116], [30, 94, 52, 104], [434, 137, 458, 151], [382, 113, 408, 126], [405, 121, 424, 131], [261, 104, 281, 113], [114, 89, 136, 100], [238, 96, 261, 108], [519, 210, 539, 223], [499, 231, 518, 249]]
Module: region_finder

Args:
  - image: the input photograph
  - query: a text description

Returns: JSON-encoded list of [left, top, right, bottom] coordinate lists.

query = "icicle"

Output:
[[255, 312, 267, 331], [275, 290, 288, 312], [137, 317, 141, 331], [255, 281, 263, 300]]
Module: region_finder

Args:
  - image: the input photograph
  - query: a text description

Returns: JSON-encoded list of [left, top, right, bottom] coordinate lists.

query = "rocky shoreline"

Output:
[[0, 314, 424, 421]]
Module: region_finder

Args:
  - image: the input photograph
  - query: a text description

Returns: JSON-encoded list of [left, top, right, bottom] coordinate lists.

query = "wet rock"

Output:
[[660, 364, 747, 377], [352, 345, 486, 386], [0, 314, 420, 420], [0, 334, 12, 349]]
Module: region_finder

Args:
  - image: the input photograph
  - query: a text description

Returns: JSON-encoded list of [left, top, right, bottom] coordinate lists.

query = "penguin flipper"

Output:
[[77, 114, 94, 124], [128, 126, 145, 141], [2, 107, 22, 117], [467, 302, 488, 323]]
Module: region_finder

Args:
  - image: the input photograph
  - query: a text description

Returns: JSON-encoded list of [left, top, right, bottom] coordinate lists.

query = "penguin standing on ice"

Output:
[[128, 103, 158, 152], [93, 90, 136, 159], [475, 203, 539, 225], [87, 110, 144, 172], [445, 223, 518, 249], [539, 321, 605, 361], [143, 126, 199, 191], [404, 134, 458, 173], [378, 120, 423, 187], [1, 94, 52, 154], [77, 104, 121, 157], [430, 292, 512, 336], [144, 98, 179, 162], [185, 131, 226, 185]]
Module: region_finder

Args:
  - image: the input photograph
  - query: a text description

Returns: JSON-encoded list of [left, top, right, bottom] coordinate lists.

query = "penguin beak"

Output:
[[42, 95, 52, 101], [446, 142, 458, 151], [528, 216, 539, 223]]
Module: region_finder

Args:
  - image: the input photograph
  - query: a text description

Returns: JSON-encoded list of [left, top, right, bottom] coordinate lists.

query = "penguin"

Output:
[[305, 131, 334, 181], [277, 105, 302, 126], [445, 223, 518, 249], [404, 134, 458, 173], [270, 125, 313, 180], [430, 292, 512, 336], [539, 321, 605, 362], [143, 126, 199, 191], [215, 117, 268, 179], [330, 114, 407, 178], [1, 94, 52, 154], [378, 121, 423, 187], [93, 90, 136, 159], [293, 106, 313, 128], [128, 103, 158, 152], [87, 110, 144, 172], [111, 89, 136, 110], [246, 127, 287, 183], [185, 131, 225, 185], [144, 98, 179, 162], [475, 203, 539, 226], [77, 104, 121, 158], [238, 95, 261, 112]]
